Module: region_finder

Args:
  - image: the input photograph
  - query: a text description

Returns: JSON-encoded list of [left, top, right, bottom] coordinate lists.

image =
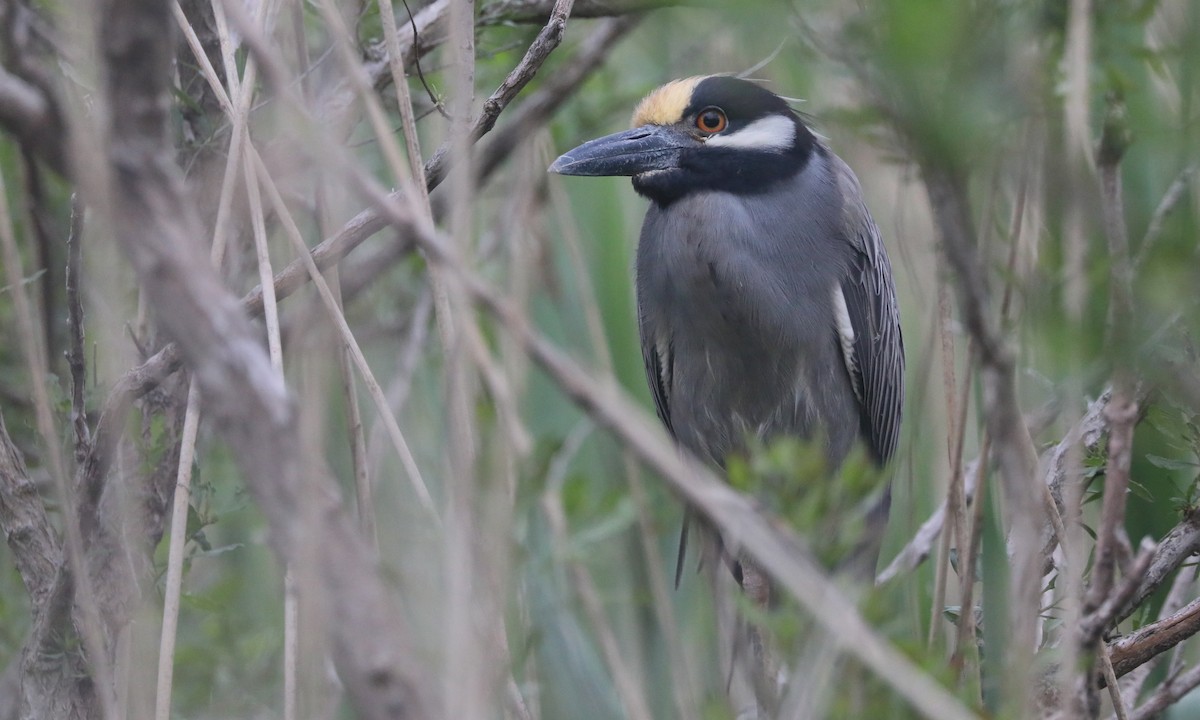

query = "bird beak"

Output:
[[549, 125, 692, 177]]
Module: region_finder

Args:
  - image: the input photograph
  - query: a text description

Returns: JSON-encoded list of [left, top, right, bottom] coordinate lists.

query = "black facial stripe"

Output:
[[685, 76, 793, 124], [633, 141, 819, 206]]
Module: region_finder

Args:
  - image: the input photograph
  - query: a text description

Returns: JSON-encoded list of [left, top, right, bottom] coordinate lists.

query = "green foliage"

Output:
[[727, 436, 887, 568]]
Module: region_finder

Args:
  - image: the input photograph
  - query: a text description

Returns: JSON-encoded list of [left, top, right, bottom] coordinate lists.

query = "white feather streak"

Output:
[[707, 115, 795, 151], [832, 286, 861, 401]]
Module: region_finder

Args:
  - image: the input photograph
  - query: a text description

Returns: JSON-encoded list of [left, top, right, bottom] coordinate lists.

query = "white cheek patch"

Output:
[[706, 114, 796, 151]]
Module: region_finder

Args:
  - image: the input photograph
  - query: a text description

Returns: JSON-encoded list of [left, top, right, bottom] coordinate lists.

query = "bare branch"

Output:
[[923, 157, 1043, 716], [0, 67, 55, 153], [1081, 389, 1137, 618], [1100, 644, 1129, 720], [105, 10, 629, 444], [1080, 538, 1155, 648], [1133, 163, 1194, 271], [477, 15, 639, 180], [423, 0, 579, 188], [1125, 664, 1200, 720], [0, 411, 60, 605], [880, 380, 1103, 586], [478, 0, 696, 25], [1044, 389, 1114, 505], [1109, 596, 1200, 678], [1119, 510, 1200, 623], [97, 0, 436, 715], [1089, 96, 1137, 633], [0, 155, 116, 720], [65, 197, 89, 464], [1118, 562, 1197, 703], [0, 5, 67, 179]]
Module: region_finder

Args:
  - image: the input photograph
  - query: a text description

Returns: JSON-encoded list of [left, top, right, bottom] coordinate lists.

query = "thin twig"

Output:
[[1117, 562, 1197, 705], [65, 195, 90, 463], [1100, 643, 1129, 720], [1082, 539, 1156, 647], [331, 264, 375, 544], [239, 33, 296, 716], [547, 165, 697, 718], [477, 16, 639, 181], [244, 155, 284, 371], [1119, 510, 1200, 623], [101, 0, 438, 709], [931, 331, 969, 650], [153, 384, 202, 720], [924, 158, 1043, 717], [542, 467, 655, 720], [396, 0, 442, 111], [879, 389, 1096, 585], [1076, 96, 1138, 716], [951, 431, 989, 691], [177, 0, 441, 519], [478, 0, 693, 25], [313, 0, 410, 193], [375, 0, 431, 206], [1125, 663, 1200, 720], [423, 0, 578, 189], [0, 165, 117, 720], [1133, 163, 1195, 271], [442, 0, 484, 715], [249, 149, 439, 520], [300, 0, 375, 547], [156, 3, 274, 714], [113, 8, 627, 418]]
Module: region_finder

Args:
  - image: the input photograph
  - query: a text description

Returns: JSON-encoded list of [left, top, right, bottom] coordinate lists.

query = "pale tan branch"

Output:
[[98, 0, 437, 715], [1110, 596, 1200, 679]]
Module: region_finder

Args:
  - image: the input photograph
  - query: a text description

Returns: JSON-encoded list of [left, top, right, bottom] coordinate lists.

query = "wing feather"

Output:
[[641, 330, 674, 436], [640, 315, 690, 585], [834, 158, 905, 464]]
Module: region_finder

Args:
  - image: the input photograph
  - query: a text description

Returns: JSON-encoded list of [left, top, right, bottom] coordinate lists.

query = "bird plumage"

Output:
[[637, 173, 865, 466], [551, 75, 903, 575]]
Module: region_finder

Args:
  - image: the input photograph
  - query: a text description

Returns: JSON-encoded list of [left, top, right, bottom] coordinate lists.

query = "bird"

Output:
[[549, 75, 904, 583]]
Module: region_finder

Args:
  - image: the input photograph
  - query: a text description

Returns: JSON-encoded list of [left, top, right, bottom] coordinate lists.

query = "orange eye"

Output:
[[695, 107, 727, 134]]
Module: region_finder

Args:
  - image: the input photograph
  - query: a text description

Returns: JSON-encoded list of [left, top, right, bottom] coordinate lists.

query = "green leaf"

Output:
[[1146, 454, 1198, 471]]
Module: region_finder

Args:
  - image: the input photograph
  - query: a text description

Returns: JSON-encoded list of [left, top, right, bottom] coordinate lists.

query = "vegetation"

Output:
[[0, 0, 1199, 718]]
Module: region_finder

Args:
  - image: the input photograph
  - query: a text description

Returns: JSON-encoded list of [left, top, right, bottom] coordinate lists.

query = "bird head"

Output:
[[550, 75, 816, 204]]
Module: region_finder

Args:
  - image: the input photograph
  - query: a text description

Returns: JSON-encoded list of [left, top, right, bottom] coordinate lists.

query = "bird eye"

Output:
[[695, 108, 727, 134]]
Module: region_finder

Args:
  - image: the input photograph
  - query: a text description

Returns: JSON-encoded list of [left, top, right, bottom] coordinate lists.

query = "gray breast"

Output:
[[635, 151, 861, 467]]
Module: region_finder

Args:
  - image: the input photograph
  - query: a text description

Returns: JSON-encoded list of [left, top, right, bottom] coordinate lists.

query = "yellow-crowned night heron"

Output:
[[550, 75, 904, 583]]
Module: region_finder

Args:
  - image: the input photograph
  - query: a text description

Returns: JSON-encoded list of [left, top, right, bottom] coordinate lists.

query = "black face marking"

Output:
[[684, 76, 794, 124], [631, 76, 817, 206]]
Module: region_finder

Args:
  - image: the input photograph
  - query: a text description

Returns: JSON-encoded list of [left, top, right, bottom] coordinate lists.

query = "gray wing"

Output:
[[834, 157, 904, 464], [639, 314, 692, 585]]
